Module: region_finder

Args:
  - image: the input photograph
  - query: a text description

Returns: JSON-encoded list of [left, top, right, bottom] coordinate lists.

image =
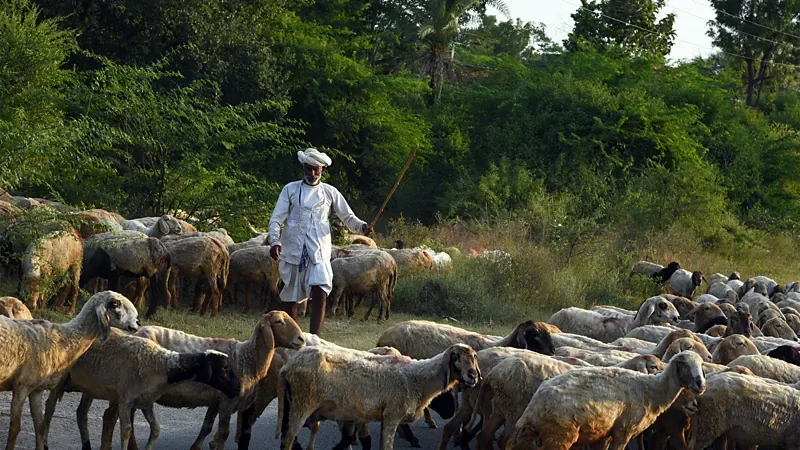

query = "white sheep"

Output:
[[630, 260, 664, 277], [41, 329, 242, 450], [547, 296, 680, 343], [276, 343, 481, 450], [0, 296, 32, 320], [0, 291, 139, 450], [689, 371, 800, 449], [711, 334, 759, 364], [508, 351, 706, 449], [669, 269, 704, 298], [120, 215, 183, 239], [761, 317, 799, 341], [728, 354, 800, 383]]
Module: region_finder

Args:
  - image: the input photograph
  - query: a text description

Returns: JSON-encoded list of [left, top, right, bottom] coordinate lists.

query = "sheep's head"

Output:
[[761, 318, 799, 341], [689, 303, 724, 326], [157, 215, 182, 236], [196, 350, 241, 398], [263, 311, 305, 350], [664, 338, 712, 363], [713, 334, 758, 365], [691, 271, 705, 288], [785, 314, 800, 334], [754, 282, 769, 297], [788, 281, 800, 293], [671, 297, 697, 320], [640, 296, 680, 325], [441, 344, 480, 391], [623, 355, 665, 374], [671, 350, 706, 395], [513, 321, 555, 356], [728, 271, 741, 281], [667, 261, 681, 271], [725, 311, 754, 338], [767, 345, 800, 366], [706, 325, 727, 337], [89, 291, 139, 342], [771, 292, 788, 304]]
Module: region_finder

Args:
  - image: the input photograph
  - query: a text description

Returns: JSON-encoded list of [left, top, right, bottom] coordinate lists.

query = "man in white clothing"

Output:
[[266, 148, 373, 335]]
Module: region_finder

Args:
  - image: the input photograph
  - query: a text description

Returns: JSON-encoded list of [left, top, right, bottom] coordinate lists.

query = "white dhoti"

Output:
[[278, 259, 333, 303]]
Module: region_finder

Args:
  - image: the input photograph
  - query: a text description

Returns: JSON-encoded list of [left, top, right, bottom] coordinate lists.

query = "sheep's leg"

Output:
[[141, 406, 159, 450], [380, 422, 398, 450], [77, 394, 94, 450], [280, 407, 312, 450], [243, 283, 253, 314], [439, 403, 474, 450], [6, 387, 31, 450], [118, 403, 134, 450], [458, 418, 483, 449], [189, 406, 218, 450], [363, 295, 377, 321], [424, 408, 437, 428], [358, 423, 372, 450], [306, 421, 320, 450], [54, 284, 69, 310], [237, 387, 276, 449], [211, 405, 235, 450], [397, 424, 420, 447], [29, 390, 45, 450], [475, 412, 503, 450]]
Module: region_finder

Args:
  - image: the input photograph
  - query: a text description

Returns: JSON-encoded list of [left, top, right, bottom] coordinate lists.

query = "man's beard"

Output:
[[303, 174, 321, 185]]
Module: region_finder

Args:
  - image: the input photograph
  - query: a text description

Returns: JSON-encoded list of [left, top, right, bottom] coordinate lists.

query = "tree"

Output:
[[707, 0, 800, 107], [567, 0, 676, 58], [0, 0, 77, 191]]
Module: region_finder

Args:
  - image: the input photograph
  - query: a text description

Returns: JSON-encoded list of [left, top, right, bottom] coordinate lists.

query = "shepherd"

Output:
[[266, 148, 373, 335]]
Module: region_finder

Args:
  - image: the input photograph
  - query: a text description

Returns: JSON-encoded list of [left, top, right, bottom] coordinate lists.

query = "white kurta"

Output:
[[268, 181, 367, 302]]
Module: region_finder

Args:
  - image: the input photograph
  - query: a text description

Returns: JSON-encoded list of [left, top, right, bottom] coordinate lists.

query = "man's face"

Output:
[[303, 163, 324, 185]]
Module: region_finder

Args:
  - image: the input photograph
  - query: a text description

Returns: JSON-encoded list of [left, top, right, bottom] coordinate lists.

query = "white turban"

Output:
[[297, 148, 332, 167]]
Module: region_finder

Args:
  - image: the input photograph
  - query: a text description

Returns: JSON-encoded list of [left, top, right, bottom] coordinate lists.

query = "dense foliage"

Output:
[[2, 0, 800, 244]]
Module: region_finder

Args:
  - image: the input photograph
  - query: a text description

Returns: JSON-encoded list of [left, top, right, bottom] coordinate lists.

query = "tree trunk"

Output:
[[745, 59, 756, 107], [429, 43, 444, 103]]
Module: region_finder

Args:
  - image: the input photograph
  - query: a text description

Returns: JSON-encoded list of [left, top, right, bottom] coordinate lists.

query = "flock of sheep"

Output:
[[0, 193, 455, 322], [4, 193, 800, 449]]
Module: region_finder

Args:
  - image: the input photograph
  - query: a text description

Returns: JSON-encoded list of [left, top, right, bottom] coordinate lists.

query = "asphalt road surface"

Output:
[[0, 391, 448, 449]]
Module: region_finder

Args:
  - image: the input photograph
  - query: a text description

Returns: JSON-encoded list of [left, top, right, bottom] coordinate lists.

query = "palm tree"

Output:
[[396, 0, 510, 100]]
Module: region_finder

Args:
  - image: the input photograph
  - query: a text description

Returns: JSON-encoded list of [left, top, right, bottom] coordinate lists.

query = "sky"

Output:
[[489, 0, 718, 62]]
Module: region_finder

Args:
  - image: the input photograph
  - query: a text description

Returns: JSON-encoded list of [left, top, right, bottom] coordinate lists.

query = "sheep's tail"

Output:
[[466, 382, 491, 431], [276, 370, 289, 440]]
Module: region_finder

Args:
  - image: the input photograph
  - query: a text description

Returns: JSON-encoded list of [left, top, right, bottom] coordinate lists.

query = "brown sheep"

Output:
[[712, 335, 759, 364], [163, 236, 229, 316], [225, 246, 280, 314], [0, 296, 32, 320], [20, 230, 84, 314], [384, 248, 433, 275]]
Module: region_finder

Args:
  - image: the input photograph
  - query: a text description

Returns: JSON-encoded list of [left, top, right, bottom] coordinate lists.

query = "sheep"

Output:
[[724, 308, 755, 337], [712, 334, 759, 364], [661, 337, 713, 362], [0, 291, 139, 450], [134, 216, 197, 233], [688, 371, 800, 449], [275, 343, 481, 450], [508, 351, 706, 450], [383, 248, 432, 275], [707, 272, 729, 287], [754, 275, 779, 295], [41, 328, 242, 450], [624, 324, 677, 343], [120, 215, 184, 238], [688, 302, 727, 334], [609, 337, 657, 352], [328, 250, 397, 321], [705, 325, 727, 337], [138, 311, 306, 450], [554, 346, 641, 366], [778, 298, 800, 315], [694, 293, 719, 304], [418, 246, 453, 271], [437, 347, 560, 450], [728, 353, 800, 383], [761, 317, 800, 341], [74, 210, 123, 238], [557, 334, 711, 367], [630, 260, 664, 277], [162, 235, 230, 316], [750, 335, 800, 353], [161, 229, 234, 246], [377, 319, 554, 430], [20, 230, 83, 314], [547, 296, 680, 343], [740, 285, 770, 311], [662, 295, 696, 319], [767, 345, 800, 366], [82, 231, 172, 318], [717, 301, 737, 317], [551, 332, 630, 351], [225, 246, 280, 313], [707, 281, 739, 303], [786, 313, 800, 334], [0, 296, 32, 320], [377, 319, 555, 360], [653, 261, 681, 284], [471, 353, 576, 450], [669, 269, 704, 298]]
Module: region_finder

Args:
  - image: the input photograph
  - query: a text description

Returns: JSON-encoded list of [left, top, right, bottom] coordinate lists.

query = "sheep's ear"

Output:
[[96, 302, 111, 342], [516, 330, 528, 349], [640, 302, 656, 321], [441, 351, 453, 391], [158, 218, 169, 235]]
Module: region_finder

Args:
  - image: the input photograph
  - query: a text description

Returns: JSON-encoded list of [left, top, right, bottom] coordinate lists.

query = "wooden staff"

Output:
[[370, 144, 418, 229]]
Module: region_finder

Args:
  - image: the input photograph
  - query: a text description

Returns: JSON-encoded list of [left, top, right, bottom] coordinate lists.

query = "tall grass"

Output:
[[381, 217, 800, 326]]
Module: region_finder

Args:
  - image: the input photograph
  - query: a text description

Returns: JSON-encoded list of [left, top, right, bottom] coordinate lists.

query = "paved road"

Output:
[[0, 391, 448, 449]]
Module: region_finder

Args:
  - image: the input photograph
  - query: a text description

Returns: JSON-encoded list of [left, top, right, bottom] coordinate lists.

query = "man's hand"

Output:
[[362, 223, 374, 236], [270, 244, 282, 261]]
